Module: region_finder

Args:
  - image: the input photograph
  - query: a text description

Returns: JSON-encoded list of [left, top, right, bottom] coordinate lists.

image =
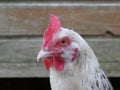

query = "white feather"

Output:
[[49, 28, 113, 90]]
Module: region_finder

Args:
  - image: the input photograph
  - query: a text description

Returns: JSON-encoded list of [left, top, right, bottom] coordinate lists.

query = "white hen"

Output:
[[37, 14, 113, 90]]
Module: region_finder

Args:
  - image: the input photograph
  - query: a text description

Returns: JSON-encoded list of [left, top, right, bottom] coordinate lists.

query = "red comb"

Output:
[[43, 14, 61, 48]]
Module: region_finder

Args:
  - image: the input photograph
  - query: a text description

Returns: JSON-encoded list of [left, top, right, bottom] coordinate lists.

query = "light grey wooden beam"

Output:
[[0, 63, 48, 77], [0, 62, 119, 77], [0, 38, 119, 63], [0, 38, 119, 77]]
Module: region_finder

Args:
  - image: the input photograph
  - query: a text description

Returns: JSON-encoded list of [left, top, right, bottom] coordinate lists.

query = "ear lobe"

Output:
[[72, 48, 78, 62]]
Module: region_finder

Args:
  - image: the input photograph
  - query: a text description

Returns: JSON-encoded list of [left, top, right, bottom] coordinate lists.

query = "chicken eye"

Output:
[[61, 39, 67, 44], [59, 37, 71, 46]]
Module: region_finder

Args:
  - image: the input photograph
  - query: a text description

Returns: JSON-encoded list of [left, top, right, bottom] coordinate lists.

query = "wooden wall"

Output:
[[0, 2, 120, 77]]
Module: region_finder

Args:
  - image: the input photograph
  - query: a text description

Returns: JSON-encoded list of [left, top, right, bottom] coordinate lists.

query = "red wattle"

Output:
[[53, 56, 64, 71], [44, 56, 64, 71], [44, 58, 53, 70]]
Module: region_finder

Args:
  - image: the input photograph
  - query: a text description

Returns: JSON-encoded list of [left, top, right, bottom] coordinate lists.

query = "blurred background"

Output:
[[0, 0, 119, 90]]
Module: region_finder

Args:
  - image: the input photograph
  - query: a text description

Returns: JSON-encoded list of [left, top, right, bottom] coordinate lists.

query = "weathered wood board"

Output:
[[0, 38, 119, 77], [0, 2, 120, 36], [0, 38, 120, 63], [0, 63, 47, 77], [0, 0, 119, 2], [0, 62, 119, 77], [0, 2, 119, 77]]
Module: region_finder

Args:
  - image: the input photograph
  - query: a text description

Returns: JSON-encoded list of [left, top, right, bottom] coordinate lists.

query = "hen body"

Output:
[[49, 28, 113, 90], [37, 15, 113, 90]]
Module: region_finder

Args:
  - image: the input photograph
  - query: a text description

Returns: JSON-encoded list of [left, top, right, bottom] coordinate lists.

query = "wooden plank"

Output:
[[101, 62, 120, 77], [0, 38, 119, 63], [88, 39, 120, 62], [0, 62, 119, 77], [0, 39, 40, 63], [0, 63, 48, 77], [0, 2, 120, 36], [0, 38, 119, 77], [0, 0, 119, 2]]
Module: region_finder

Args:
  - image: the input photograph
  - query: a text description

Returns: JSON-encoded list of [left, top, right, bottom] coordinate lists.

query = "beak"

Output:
[[37, 49, 50, 62]]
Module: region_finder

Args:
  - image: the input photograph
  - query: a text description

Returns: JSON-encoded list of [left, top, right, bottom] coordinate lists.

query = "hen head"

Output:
[[37, 14, 79, 71]]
